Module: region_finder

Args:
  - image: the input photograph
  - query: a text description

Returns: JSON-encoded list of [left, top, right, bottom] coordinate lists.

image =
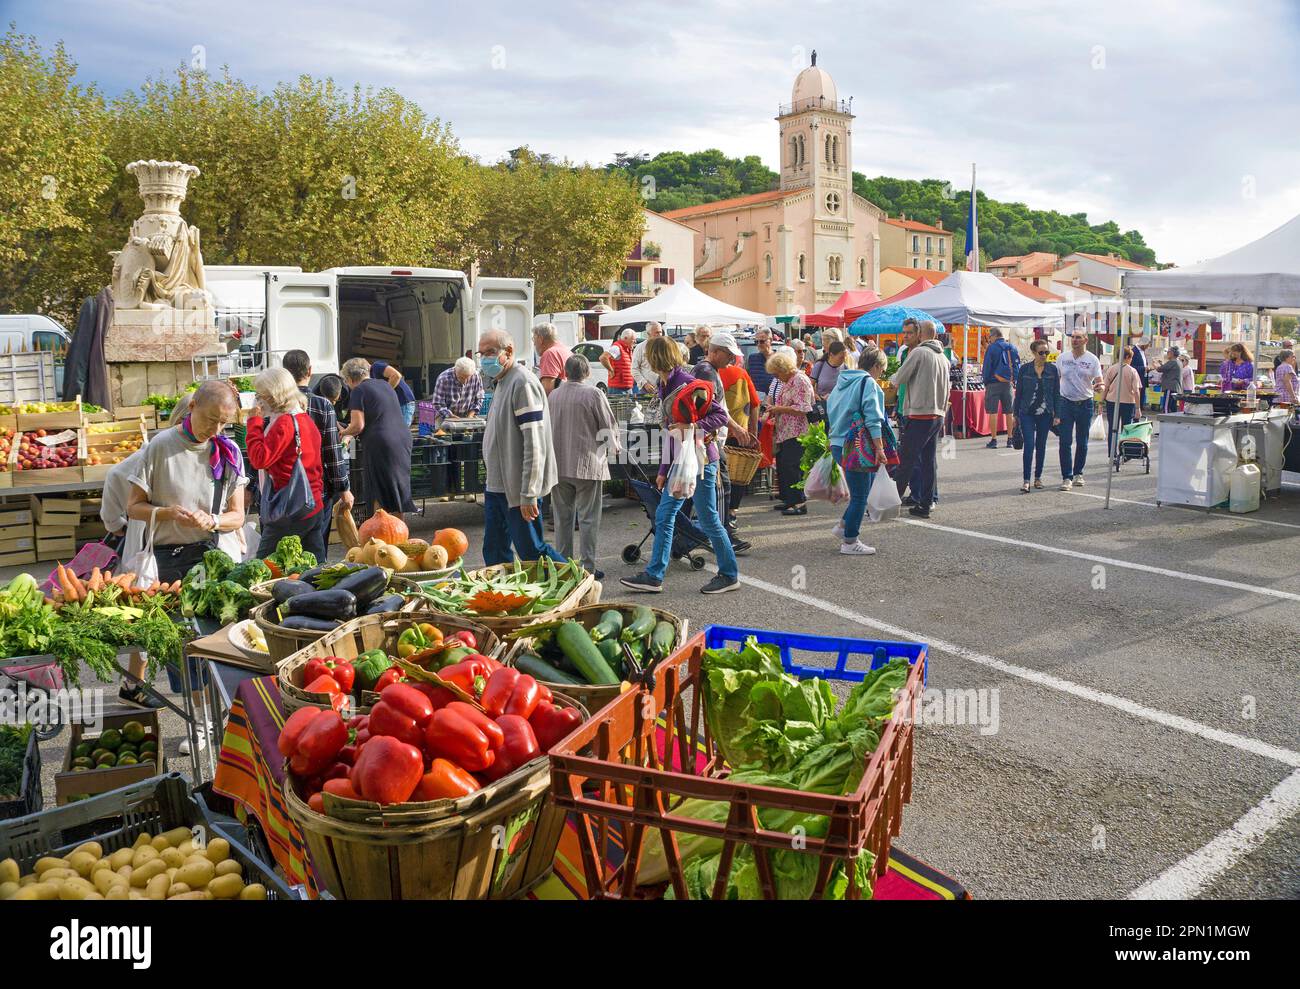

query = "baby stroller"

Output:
[[621, 460, 711, 571], [1113, 418, 1153, 473]]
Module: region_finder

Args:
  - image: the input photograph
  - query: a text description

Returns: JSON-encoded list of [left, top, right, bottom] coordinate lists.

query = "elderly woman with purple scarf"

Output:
[[128, 380, 249, 583]]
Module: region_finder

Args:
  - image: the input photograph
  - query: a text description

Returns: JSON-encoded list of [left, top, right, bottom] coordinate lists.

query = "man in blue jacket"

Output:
[[981, 329, 1020, 448]]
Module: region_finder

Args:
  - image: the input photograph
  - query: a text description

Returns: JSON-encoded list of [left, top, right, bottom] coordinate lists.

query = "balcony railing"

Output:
[[615, 280, 646, 295], [778, 96, 853, 116]]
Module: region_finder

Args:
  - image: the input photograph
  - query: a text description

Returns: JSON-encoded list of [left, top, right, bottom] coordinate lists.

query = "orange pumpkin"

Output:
[[432, 528, 468, 562], [358, 509, 408, 546]]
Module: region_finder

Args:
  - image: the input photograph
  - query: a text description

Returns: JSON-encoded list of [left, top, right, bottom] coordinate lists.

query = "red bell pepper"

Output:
[[480, 667, 542, 719], [278, 706, 324, 758], [308, 791, 325, 813], [367, 682, 436, 749], [287, 709, 348, 778], [437, 656, 500, 700], [305, 656, 356, 694], [482, 714, 540, 782], [304, 674, 346, 711], [447, 630, 477, 650], [529, 700, 584, 752], [425, 701, 504, 773], [351, 735, 424, 805], [321, 761, 351, 782], [336, 743, 358, 766], [373, 667, 408, 692], [411, 758, 481, 801], [322, 777, 360, 800], [410, 680, 457, 712]]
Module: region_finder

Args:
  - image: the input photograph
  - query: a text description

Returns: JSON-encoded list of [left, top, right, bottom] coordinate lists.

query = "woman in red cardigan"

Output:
[[246, 367, 327, 563]]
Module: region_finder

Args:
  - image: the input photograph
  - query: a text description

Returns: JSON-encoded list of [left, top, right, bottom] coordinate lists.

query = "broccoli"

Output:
[[267, 535, 316, 575], [228, 558, 273, 588], [198, 579, 255, 625], [202, 548, 236, 583], [179, 581, 205, 618]]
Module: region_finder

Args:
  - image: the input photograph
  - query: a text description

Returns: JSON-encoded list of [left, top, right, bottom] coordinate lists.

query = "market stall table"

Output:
[[948, 388, 1006, 439]]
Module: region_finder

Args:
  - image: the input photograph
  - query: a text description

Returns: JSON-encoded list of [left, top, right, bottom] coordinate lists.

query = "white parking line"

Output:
[[1067, 490, 1300, 531], [1129, 769, 1300, 900], [901, 518, 1300, 603]]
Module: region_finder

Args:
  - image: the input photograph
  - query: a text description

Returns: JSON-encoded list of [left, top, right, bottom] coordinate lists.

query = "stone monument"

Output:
[[104, 160, 224, 402]]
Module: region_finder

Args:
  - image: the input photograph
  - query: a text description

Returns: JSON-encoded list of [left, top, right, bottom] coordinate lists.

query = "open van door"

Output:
[[265, 271, 339, 372], [471, 277, 534, 365]]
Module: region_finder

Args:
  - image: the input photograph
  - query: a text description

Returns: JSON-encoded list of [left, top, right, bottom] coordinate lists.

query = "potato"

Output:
[[166, 867, 177, 881], [207, 873, 245, 899], [58, 878, 95, 901], [0, 858, 20, 885], [127, 889, 147, 900], [204, 838, 231, 864], [175, 860, 215, 889], [105, 885, 130, 901], [146, 873, 170, 901], [34, 856, 67, 876], [214, 859, 242, 878], [116, 865, 133, 884], [161, 827, 191, 848], [71, 841, 103, 860], [67, 852, 97, 878], [19, 874, 37, 886], [0, 881, 19, 900], [92, 869, 124, 896], [168, 890, 212, 900], [84, 891, 104, 900], [109, 847, 134, 871], [130, 859, 167, 888], [13, 882, 59, 900], [151, 834, 171, 852], [165, 882, 191, 897], [239, 883, 268, 901], [91, 858, 111, 874], [160, 847, 183, 868], [176, 839, 195, 857], [131, 845, 159, 869], [40, 868, 77, 882], [133, 833, 151, 849]]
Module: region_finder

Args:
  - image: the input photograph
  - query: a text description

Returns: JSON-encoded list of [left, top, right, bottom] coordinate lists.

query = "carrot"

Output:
[[56, 563, 76, 601], [68, 571, 86, 601], [147, 581, 160, 593], [44, 595, 59, 607], [88, 567, 103, 592], [102, 569, 113, 582]]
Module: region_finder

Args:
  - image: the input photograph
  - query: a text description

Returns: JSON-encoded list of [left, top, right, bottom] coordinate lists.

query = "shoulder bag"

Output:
[[261, 413, 317, 524], [841, 378, 900, 472]]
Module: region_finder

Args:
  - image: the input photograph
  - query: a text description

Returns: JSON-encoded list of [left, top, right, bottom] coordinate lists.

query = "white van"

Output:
[[205, 265, 533, 398], [0, 314, 72, 396]]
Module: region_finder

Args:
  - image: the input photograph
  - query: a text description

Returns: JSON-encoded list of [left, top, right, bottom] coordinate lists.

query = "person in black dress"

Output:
[[339, 357, 415, 518]]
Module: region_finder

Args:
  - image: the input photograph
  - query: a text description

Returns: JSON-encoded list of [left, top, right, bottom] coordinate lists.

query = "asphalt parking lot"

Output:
[[10, 428, 1299, 899]]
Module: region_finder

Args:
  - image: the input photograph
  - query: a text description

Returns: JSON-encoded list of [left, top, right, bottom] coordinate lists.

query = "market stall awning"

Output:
[[804, 290, 881, 328], [843, 277, 932, 325], [1123, 212, 1300, 313], [847, 305, 940, 336], [903, 271, 1064, 328], [596, 281, 767, 328]]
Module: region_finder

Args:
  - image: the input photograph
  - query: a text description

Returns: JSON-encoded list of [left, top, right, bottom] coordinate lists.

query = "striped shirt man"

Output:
[[430, 364, 485, 420], [483, 362, 558, 508]]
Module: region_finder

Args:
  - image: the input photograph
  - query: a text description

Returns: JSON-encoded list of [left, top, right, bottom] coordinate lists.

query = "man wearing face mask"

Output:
[[479, 329, 565, 565]]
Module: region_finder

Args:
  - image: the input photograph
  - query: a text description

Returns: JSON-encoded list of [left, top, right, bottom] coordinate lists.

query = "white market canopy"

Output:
[[904, 270, 1064, 328], [596, 281, 767, 328], [1123, 212, 1300, 313]]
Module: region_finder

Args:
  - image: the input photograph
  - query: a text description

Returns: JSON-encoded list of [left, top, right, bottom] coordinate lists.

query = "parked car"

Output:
[[0, 314, 72, 396], [573, 340, 613, 391]]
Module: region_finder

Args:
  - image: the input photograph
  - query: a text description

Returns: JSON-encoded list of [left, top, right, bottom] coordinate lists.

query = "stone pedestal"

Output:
[[104, 307, 219, 363]]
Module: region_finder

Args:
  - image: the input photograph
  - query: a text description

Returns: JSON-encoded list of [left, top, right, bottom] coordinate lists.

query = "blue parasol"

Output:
[[847, 304, 939, 336]]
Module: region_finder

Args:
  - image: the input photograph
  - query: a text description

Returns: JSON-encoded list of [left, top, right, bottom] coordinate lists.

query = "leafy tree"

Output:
[[607, 149, 778, 212]]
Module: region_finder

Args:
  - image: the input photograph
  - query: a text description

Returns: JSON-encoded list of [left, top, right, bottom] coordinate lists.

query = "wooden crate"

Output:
[[81, 420, 146, 482], [0, 351, 58, 408], [0, 532, 35, 553], [30, 495, 81, 527], [36, 536, 76, 561], [0, 509, 34, 526], [16, 403, 82, 432], [416, 562, 600, 639], [54, 710, 165, 805], [11, 429, 83, 484], [0, 550, 35, 566]]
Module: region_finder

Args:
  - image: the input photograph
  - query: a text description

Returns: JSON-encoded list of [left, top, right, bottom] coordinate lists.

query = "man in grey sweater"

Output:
[[479, 328, 565, 565], [890, 319, 951, 518]]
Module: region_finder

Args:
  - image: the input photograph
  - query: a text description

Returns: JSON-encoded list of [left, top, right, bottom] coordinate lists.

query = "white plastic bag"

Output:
[[1089, 414, 1107, 441], [122, 507, 160, 590], [218, 521, 260, 562], [666, 425, 699, 499], [866, 465, 902, 521], [804, 453, 850, 504]]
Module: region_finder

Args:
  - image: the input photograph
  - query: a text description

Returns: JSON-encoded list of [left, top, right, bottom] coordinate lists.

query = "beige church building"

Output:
[[663, 55, 883, 318]]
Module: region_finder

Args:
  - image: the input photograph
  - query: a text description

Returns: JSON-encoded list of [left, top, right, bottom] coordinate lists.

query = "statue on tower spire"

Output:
[[811, 49, 817, 66]]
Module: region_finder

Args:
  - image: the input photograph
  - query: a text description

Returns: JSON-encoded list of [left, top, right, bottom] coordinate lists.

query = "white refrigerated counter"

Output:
[[1154, 408, 1289, 508]]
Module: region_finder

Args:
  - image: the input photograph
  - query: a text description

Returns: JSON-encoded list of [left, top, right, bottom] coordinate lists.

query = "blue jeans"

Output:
[[1057, 398, 1093, 480], [400, 402, 416, 427], [1019, 412, 1053, 482], [607, 387, 632, 398], [831, 445, 874, 541], [482, 491, 567, 566], [647, 460, 738, 582]]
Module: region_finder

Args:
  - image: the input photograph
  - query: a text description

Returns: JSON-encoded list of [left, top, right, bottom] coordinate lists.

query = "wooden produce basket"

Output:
[[548, 625, 928, 900], [81, 417, 147, 482], [282, 692, 588, 900], [415, 561, 601, 639], [725, 445, 763, 485], [249, 572, 418, 604], [502, 602, 687, 714], [53, 710, 165, 806], [277, 610, 499, 716], [250, 576, 420, 660]]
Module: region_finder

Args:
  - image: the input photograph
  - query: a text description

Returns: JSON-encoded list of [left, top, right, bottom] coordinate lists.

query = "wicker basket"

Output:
[[412, 562, 602, 639], [725, 445, 764, 485], [283, 692, 587, 900], [277, 611, 499, 716], [249, 572, 420, 604], [251, 577, 421, 662], [502, 602, 687, 713]]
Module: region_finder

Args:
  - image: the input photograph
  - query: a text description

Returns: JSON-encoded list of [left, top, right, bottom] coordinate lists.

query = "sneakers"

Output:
[[986, 439, 998, 449], [1072, 476, 1085, 487], [907, 505, 931, 519], [620, 572, 663, 593], [701, 574, 740, 594], [592, 569, 605, 581], [1020, 482, 1031, 493], [831, 520, 845, 538], [730, 539, 752, 556], [840, 541, 876, 555], [118, 683, 161, 709], [901, 495, 916, 507], [1060, 479, 1074, 491]]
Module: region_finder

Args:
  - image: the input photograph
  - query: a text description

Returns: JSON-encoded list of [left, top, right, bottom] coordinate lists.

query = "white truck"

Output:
[[205, 265, 534, 395]]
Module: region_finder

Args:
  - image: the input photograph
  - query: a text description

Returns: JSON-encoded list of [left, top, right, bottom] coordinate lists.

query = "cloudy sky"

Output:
[[7, 0, 1300, 264]]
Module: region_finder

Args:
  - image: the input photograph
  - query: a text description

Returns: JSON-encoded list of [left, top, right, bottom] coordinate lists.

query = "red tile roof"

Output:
[[1014, 252, 1060, 276], [883, 266, 947, 284], [661, 189, 790, 220], [1059, 281, 1118, 296], [883, 216, 947, 235], [988, 255, 1024, 268], [1004, 278, 1064, 302], [1068, 251, 1148, 271]]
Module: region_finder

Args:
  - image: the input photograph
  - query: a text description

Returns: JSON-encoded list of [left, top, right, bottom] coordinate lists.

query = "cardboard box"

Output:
[[30, 495, 81, 527], [0, 550, 36, 567], [55, 710, 165, 806]]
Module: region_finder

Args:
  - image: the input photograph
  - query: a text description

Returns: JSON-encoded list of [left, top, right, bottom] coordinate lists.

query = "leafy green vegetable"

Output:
[[0, 724, 33, 797], [268, 535, 316, 575], [0, 574, 44, 617], [202, 548, 236, 583], [792, 420, 837, 490], [228, 558, 273, 588], [199, 580, 255, 625]]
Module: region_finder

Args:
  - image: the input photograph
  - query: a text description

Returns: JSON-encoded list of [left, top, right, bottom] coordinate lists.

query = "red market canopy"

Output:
[[805, 290, 881, 327], [842, 277, 932, 324]]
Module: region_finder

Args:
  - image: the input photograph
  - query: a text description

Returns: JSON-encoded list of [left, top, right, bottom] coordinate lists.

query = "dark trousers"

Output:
[[315, 494, 340, 560], [482, 491, 566, 566], [257, 513, 327, 567], [1105, 401, 1136, 457], [894, 417, 943, 511], [1057, 398, 1094, 480], [1019, 412, 1053, 482], [775, 438, 804, 508]]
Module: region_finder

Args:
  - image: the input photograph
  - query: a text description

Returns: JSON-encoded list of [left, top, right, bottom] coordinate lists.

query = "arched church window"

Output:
[[825, 192, 840, 214]]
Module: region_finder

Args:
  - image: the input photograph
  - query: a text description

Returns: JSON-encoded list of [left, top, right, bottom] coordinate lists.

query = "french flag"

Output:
[[965, 165, 979, 272]]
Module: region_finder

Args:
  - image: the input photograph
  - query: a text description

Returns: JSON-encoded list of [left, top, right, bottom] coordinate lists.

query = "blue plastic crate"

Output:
[[703, 625, 927, 686]]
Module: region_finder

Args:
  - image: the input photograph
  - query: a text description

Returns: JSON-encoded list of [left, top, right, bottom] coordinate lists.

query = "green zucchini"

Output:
[[595, 638, 624, 678], [514, 653, 583, 686], [620, 605, 656, 644], [589, 609, 624, 642], [649, 620, 676, 662], [556, 620, 619, 685]]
